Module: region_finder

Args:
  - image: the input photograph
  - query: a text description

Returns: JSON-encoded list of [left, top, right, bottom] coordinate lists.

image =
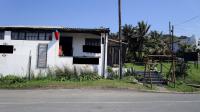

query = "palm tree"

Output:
[[122, 24, 136, 62], [136, 21, 151, 61]]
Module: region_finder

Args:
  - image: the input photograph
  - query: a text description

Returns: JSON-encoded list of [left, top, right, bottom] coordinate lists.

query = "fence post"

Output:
[[28, 51, 32, 80]]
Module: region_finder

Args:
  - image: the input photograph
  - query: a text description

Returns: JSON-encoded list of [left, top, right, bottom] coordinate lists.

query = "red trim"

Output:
[[54, 31, 60, 40]]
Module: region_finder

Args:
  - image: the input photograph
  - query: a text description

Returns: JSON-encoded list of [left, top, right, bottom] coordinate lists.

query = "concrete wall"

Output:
[[0, 31, 107, 77]]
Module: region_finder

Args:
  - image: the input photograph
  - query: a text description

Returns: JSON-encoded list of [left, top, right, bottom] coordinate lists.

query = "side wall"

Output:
[[0, 31, 107, 77]]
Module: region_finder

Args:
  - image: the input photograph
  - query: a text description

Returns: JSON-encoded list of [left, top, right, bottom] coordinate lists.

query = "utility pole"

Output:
[[169, 21, 171, 42], [118, 0, 123, 79], [171, 25, 176, 88], [171, 25, 174, 53]]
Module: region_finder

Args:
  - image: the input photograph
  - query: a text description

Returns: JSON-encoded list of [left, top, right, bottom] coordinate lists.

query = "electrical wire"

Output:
[[174, 15, 200, 26]]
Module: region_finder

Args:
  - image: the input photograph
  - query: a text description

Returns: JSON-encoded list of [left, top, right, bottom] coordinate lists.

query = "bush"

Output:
[[175, 61, 190, 78], [79, 71, 101, 81], [54, 67, 78, 81], [47, 66, 101, 81], [107, 67, 119, 80], [122, 76, 138, 84], [124, 68, 135, 77], [0, 75, 26, 85]]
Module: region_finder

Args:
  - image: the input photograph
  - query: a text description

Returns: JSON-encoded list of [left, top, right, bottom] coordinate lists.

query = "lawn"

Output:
[[0, 62, 199, 92], [124, 62, 200, 92], [124, 63, 145, 71], [0, 79, 149, 90], [185, 62, 200, 84]]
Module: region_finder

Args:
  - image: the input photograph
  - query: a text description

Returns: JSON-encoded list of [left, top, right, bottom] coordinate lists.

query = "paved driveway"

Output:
[[0, 89, 200, 112]]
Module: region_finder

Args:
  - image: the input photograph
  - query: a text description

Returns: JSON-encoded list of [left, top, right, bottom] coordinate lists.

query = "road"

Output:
[[0, 89, 200, 112]]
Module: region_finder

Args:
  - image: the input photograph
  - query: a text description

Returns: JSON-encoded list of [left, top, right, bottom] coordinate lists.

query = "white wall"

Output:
[[197, 38, 200, 49], [0, 31, 107, 77]]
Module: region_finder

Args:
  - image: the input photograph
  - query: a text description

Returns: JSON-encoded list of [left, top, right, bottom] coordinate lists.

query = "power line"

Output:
[[175, 15, 200, 26]]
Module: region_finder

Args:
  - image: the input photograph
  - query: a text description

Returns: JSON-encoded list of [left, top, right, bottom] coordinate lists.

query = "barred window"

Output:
[[85, 38, 100, 46], [39, 33, 46, 40], [46, 33, 52, 40], [0, 31, 4, 40], [26, 32, 38, 40], [18, 32, 26, 40], [11, 32, 18, 40], [11, 31, 52, 41]]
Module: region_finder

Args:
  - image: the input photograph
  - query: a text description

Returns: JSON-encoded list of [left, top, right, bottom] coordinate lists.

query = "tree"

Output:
[[135, 21, 151, 61], [122, 24, 136, 62]]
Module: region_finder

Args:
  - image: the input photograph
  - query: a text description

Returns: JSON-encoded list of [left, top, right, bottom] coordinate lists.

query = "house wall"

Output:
[[197, 38, 200, 49], [0, 31, 107, 77]]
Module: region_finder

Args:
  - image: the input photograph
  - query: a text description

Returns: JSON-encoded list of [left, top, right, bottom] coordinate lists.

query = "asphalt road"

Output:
[[0, 89, 200, 112]]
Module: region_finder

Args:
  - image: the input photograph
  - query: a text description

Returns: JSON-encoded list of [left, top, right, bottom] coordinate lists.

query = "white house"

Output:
[[197, 37, 200, 49], [0, 26, 109, 77]]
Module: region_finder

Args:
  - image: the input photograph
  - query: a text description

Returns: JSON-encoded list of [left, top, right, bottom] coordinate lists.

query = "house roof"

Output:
[[0, 26, 110, 34]]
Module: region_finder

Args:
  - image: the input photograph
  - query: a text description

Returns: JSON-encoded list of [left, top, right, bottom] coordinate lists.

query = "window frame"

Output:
[[0, 31, 4, 40], [83, 38, 101, 53], [37, 44, 48, 68], [85, 38, 101, 46], [11, 31, 52, 41]]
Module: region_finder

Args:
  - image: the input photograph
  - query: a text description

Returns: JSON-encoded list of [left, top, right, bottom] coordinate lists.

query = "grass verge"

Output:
[[0, 79, 150, 90], [124, 62, 200, 92]]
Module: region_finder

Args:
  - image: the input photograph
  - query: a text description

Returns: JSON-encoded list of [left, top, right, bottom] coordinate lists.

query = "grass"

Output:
[[0, 79, 151, 90], [124, 62, 200, 92], [124, 63, 145, 71], [165, 81, 200, 92], [185, 62, 200, 85], [0, 63, 199, 92]]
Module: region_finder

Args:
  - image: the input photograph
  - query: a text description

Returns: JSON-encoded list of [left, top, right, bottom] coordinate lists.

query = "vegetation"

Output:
[[1, 20, 199, 93], [0, 66, 150, 90], [0, 79, 149, 90], [124, 62, 200, 92]]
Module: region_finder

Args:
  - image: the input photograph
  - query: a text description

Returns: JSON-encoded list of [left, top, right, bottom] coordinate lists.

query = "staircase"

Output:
[[143, 71, 167, 84], [134, 71, 167, 85]]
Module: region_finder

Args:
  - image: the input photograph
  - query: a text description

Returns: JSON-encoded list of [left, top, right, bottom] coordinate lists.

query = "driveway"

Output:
[[0, 89, 200, 112]]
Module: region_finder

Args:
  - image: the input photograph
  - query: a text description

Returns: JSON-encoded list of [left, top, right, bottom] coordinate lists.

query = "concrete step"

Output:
[[144, 78, 164, 81], [145, 80, 167, 84]]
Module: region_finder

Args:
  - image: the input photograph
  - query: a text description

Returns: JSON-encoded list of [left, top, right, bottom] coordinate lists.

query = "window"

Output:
[[39, 33, 46, 40], [83, 38, 101, 53], [11, 32, 18, 40], [18, 32, 26, 40], [59, 37, 73, 56], [73, 57, 99, 64], [26, 32, 38, 40], [0, 45, 14, 54], [46, 33, 52, 40], [37, 44, 48, 68], [85, 38, 101, 46], [0, 31, 4, 40], [11, 31, 52, 40], [83, 45, 101, 53]]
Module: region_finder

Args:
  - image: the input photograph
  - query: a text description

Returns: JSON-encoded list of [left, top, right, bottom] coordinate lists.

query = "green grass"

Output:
[[124, 63, 145, 71], [185, 63, 200, 85], [0, 79, 150, 90], [165, 81, 200, 92], [124, 62, 200, 92]]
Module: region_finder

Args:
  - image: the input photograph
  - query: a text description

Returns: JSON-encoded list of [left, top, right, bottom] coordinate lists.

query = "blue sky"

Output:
[[0, 0, 200, 38]]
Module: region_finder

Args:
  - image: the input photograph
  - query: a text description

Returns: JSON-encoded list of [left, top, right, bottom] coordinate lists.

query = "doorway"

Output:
[[59, 36, 73, 56]]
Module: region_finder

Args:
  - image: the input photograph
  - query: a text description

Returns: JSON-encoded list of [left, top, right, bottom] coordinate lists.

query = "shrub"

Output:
[[122, 76, 138, 84], [54, 67, 78, 81], [124, 68, 135, 77], [107, 67, 119, 80], [79, 71, 101, 81], [47, 66, 100, 81], [0, 75, 26, 84], [175, 61, 190, 78]]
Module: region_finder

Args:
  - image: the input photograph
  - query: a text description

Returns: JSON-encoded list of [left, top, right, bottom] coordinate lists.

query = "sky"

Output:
[[0, 0, 200, 38]]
